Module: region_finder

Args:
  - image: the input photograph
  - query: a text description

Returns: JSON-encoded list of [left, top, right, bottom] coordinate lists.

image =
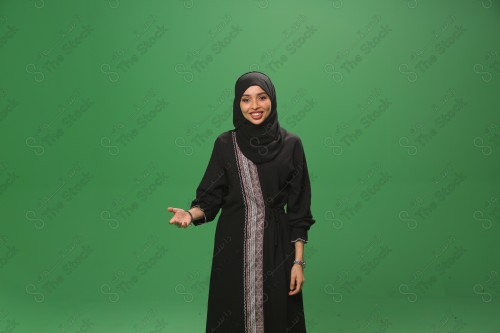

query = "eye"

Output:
[[259, 95, 267, 100], [242, 98, 249, 103]]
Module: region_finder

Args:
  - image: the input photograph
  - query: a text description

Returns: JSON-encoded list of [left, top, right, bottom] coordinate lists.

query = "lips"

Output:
[[250, 112, 263, 120]]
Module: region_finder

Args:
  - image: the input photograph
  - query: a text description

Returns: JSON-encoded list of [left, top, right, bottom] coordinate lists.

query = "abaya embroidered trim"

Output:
[[232, 131, 265, 333]]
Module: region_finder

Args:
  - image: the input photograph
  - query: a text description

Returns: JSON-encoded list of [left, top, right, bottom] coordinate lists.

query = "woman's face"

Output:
[[239, 85, 272, 125]]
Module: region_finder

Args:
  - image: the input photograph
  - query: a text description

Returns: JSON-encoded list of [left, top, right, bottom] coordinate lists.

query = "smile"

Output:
[[250, 112, 263, 120]]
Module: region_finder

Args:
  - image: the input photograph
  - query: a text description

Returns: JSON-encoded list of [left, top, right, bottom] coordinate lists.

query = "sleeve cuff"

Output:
[[291, 238, 308, 244], [290, 227, 309, 244]]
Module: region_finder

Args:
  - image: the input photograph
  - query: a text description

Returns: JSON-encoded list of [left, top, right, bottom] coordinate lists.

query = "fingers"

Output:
[[167, 207, 191, 228], [168, 207, 180, 213], [289, 280, 304, 295], [168, 207, 177, 222], [177, 220, 191, 228], [170, 221, 190, 228], [170, 219, 190, 228], [169, 214, 191, 229], [289, 270, 305, 296]]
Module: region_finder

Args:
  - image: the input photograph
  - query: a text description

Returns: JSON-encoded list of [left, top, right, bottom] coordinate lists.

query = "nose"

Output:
[[251, 98, 259, 110]]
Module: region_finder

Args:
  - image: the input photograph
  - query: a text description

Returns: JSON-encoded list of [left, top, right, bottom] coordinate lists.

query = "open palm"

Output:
[[168, 207, 191, 228]]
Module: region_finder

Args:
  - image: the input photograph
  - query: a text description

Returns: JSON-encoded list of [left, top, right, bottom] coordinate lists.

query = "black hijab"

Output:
[[233, 71, 286, 164]]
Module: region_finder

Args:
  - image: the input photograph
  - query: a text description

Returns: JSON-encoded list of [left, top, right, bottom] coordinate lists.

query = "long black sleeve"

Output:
[[190, 137, 227, 226], [286, 138, 315, 243]]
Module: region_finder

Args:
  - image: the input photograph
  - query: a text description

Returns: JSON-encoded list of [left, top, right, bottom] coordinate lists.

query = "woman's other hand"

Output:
[[289, 264, 305, 296], [168, 207, 192, 228]]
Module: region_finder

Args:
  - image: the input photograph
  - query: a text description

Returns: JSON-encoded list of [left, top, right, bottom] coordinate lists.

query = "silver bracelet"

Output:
[[293, 260, 306, 269]]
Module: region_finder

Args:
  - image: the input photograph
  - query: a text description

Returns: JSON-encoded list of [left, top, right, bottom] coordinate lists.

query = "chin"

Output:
[[249, 119, 264, 125]]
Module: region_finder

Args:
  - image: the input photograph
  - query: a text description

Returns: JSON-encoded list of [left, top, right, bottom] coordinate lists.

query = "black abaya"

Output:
[[190, 127, 315, 333]]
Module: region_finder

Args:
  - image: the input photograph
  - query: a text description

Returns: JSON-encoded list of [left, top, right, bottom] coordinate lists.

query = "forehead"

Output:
[[241, 85, 267, 96]]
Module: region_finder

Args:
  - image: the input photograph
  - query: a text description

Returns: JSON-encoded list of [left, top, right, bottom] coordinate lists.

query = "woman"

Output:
[[168, 71, 315, 332]]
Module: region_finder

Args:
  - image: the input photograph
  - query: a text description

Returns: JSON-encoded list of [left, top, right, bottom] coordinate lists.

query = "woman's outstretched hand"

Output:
[[168, 207, 192, 228], [289, 265, 305, 296]]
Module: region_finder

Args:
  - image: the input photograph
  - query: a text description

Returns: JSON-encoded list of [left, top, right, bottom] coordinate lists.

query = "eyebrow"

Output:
[[241, 92, 268, 97]]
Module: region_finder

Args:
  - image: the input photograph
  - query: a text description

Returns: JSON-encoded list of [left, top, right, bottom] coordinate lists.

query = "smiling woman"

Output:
[[168, 71, 315, 333]]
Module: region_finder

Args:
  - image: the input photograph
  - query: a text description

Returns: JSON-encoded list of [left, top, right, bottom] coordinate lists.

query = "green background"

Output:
[[1, 0, 499, 332]]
